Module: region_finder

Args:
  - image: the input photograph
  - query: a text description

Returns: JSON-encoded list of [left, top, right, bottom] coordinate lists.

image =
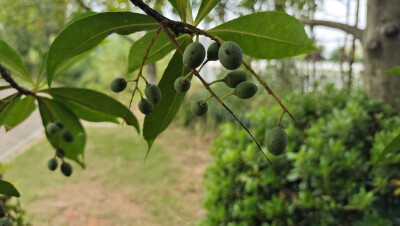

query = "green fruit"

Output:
[[183, 42, 206, 69], [55, 120, 64, 130], [235, 81, 258, 99], [56, 147, 66, 158], [218, 41, 243, 70], [224, 70, 248, 88], [138, 98, 153, 115], [266, 127, 287, 156], [46, 123, 60, 135], [110, 77, 127, 93], [61, 161, 73, 177], [48, 158, 58, 171], [174, 76, 191, 93], [191, 100, 208, 116], [207, 42, 220, 61], [145, 84, 162, 105], [61, 130, 74, 143]]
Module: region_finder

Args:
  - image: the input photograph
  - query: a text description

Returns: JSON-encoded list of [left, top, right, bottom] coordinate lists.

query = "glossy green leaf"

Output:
[[374, 133, 400, 167], [195, 0, 221, 26], [384, 66, 400, 74], [0, 94, 21, 126], [37, 97, 86, 168], [0, 39, 32, 84], [128, 32, 189, 73], [3, 96, 36, 131], [168, 0, 189, 22], [64, 11, 98, 28], [143, 49, 191, 156], [47, 12, 158, 86], [208, 12, 316, 59], [40, 88, 139, 133], [0, 180, 20, 197]]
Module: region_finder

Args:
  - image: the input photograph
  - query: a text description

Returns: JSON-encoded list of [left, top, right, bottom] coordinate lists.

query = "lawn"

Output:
[[4, 124, 213, 226]]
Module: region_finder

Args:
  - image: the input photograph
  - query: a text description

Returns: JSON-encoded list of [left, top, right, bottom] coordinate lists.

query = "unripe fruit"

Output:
[[266, 127, 287, 156], [110, 77, 127, 93], [56, 147, 66, 158], [46, 123, 60, 135], [183, 42, 206, 69], [55, 120, 64, 130], [224, 70, 248, 88], [48, 158, 58, 171], [61, 161, 73, 177], [174, 76, 191, 93], [145, 84, 162, 105], [235, 81, 258, 99], [207, 42, 220, 61], [191, 100, 208, 116], [138, 98, 153, 115], [218, 41, 243, 70], [61, 130, 74, 143]]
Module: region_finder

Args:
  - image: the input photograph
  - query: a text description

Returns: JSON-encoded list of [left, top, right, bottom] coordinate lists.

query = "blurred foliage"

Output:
[[201, 84, 400, 225]]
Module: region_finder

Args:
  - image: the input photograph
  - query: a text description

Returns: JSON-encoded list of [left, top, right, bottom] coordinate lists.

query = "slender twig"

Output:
[[162, 26, 272, 165], [0, 63, 37, 97], [202, 95, 213, 104], [208, 78, 225, 86], [220, 92, 234, 101], [122, 26, 162, 125], [277, 110, 286, 127], [242, 61, 305, 138]]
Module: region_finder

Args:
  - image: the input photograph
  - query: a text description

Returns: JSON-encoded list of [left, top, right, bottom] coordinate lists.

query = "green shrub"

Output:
[[201, 84, 400, 225]]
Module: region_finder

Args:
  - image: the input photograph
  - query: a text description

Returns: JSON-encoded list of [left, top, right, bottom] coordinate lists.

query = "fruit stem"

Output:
[[182, 70, 193, 81], [219, 92, 234, 101], [126, 79, 138, 83], [277, 110, 286, 127], [208, 78, 224, 86], [136, 88, 144, 98], [195, 33, 199, 42], [201, 95, 213, 104]]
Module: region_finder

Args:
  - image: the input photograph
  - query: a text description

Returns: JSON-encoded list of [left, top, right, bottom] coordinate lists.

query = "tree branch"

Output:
[[0, 63, 36, 97], [300, 17, 363, 41]]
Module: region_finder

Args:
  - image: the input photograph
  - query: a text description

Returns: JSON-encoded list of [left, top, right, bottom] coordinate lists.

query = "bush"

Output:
[[201, 84, 400, 225]]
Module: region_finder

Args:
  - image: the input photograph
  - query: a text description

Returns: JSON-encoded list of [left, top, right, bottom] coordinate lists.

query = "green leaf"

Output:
[[64, 11, 98, 27], [374, 133, 400, 165], [208, 12, 316, 59], [168, 0, 189, 22], [0, 39, 33, 84], [195, 0, 221, 26], [0, 86, 11, 91], [143, 49, 191, 156], [128, 32, 189, 73], [0, 94, 21, 126], [47, 12, 158, 86], [40, 88, 139, 133], [384, 66, 400, 74], [3, 96, 36, 131], [37, 97, 86, 168], [0, 180, 20, 197]]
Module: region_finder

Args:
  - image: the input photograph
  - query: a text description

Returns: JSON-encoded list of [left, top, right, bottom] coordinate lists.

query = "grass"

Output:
[[4, 125, 205, 225]]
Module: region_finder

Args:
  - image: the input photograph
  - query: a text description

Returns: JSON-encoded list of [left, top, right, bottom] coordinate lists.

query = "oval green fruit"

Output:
[[235, 81, 258, 99], [174, 76, 191, 93], [61, 130, 74, 143], [218, 41, 243, 70], [145, 84, 162, 105], [266, 127, 287, 156], [224, 70, 248, 88], [48, 157, 58, 171], [110, 77, 127, 93], [61, 161, 73, 177], [207, 42, 220, 61], [56, 147, 66, 158], [46, 123, 60, 135], [191, 100, 208, 116], [138, 98, 153, 115], [183, 42, 206, 69]]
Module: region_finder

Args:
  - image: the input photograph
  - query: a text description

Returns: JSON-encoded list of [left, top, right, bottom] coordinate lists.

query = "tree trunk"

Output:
[[363, 0, 400, 110]]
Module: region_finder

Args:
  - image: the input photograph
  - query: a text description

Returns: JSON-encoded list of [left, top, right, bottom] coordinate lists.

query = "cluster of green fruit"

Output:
[[45, 121, 74, 176], [110, 78, 162, 115], [174, 41, 258, 117]]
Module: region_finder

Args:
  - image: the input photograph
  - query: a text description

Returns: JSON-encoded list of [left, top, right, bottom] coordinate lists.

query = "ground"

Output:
[[4, 124, 215, 226]]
